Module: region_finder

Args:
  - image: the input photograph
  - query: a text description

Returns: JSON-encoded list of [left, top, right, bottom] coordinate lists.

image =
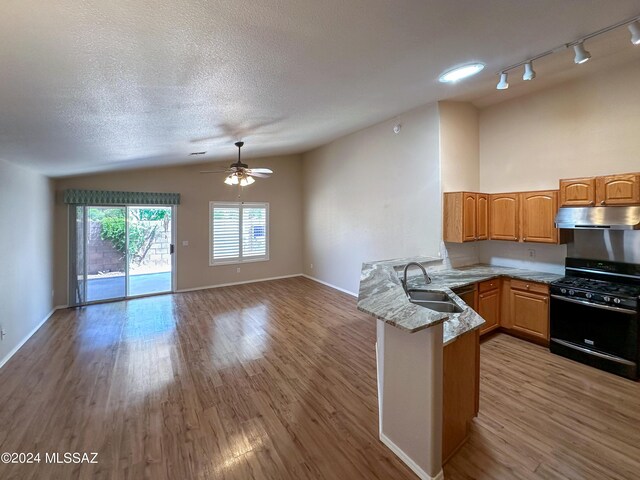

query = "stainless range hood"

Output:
[[555, 206, 640, 230]]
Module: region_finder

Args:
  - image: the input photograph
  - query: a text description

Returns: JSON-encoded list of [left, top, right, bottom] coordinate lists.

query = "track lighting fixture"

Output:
[[629, 21, 640, 45], [494, 14, 639, 92], [573, 42, 591, 64], [496, 72, 509, 90], [523, 62, 536, 81]]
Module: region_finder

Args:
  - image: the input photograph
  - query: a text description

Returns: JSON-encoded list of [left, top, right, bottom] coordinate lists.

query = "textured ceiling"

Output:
[[1, 0, 639, 176]]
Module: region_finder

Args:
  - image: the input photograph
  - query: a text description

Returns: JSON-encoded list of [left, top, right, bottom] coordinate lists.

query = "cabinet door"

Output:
[[478, 288, 500, 335], [476, 194, 489, 241], [462, 193, 477, 242], [510, 289, 549, 340], [559, 177, 596, 206], [520, 191, 558, 244], [596, 174, 640, 206], [443, 192, 478, 243], [489, 193, 519, 241]]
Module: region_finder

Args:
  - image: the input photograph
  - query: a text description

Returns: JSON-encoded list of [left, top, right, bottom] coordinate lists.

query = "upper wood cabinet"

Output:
[[560, 172, 640, 207], [520, 191, 558, 244], [596, 174, 640, 206], [443, 192, 488, 243], [489, 193, 519, 241], [476, 194, 489, 240], [559, 177, 596, 206]]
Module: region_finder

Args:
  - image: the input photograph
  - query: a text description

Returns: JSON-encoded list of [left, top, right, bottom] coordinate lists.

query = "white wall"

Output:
[[302, 103, 441, 294], [477, 61, 640, 272], [438, 101, 481, 269], [0, 159, 55, 366]]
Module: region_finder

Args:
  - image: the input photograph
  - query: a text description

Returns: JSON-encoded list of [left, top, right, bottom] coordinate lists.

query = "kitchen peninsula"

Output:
[[357, 258, 562, 480]]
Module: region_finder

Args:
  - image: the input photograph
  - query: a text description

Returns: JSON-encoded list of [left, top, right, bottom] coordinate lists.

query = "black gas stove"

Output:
[[550, 276, 640, 310], [550, 258, 640, 380]]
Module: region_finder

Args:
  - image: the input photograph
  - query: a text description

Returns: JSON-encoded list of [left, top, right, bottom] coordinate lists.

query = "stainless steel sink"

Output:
[[411, 300, 463, 313], [406, 289, 450, 302]]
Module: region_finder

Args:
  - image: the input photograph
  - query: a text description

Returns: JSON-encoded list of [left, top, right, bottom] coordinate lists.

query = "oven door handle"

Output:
[[550, 294, 637, 314], [550, 338, 637, 367]]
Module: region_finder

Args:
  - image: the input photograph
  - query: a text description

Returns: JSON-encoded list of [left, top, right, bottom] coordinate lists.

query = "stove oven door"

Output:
[[550, 295, 639, 379]]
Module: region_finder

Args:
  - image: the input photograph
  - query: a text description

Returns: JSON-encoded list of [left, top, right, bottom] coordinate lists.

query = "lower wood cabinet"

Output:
[[478, 280, 500, 335], [509, 280, 549, 341], [443, 329, 479, 464]]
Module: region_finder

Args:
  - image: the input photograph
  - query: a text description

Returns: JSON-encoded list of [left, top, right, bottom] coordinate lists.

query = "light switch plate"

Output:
[[182, 241, 189, 247]]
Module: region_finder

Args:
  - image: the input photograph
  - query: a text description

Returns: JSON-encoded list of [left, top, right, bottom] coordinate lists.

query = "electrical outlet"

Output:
[[528, 249, 536, 259], [0, 328, 6, 341], [236, 267, 241, 273], [310, 263, 314, 269], [182, 240, 189, 247]]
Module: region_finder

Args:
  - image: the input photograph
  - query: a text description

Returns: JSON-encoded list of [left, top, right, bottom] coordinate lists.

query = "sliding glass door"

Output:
[[87, 207, 127, 302], [127, 207, 173, 296], [70, 205, 174, 306]]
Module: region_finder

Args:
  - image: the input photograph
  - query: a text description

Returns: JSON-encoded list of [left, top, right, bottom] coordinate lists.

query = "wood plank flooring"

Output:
[[0, 277, 416, 480], [2, 277, 640, 479], [444, 333, 640, 480]]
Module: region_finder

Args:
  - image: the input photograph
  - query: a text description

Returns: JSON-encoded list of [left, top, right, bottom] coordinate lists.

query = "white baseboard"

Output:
[[176, 274, 303, 293], [0, 305, 65, 370], [301, 274, 357, 297], [380, 433, 443, 480]]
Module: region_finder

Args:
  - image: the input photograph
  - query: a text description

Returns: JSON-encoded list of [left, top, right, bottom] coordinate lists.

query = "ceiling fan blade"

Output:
[[248, 168, 273, 174], [246, 171, 271, 178], [199, 167, 236, 174]]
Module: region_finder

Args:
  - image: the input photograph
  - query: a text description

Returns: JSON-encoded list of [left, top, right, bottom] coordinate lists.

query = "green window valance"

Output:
[[64, 189, 180, 205]]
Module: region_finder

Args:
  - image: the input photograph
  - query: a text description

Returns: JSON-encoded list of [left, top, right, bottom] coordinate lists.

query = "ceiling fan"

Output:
[[200, 141, 273, 186]]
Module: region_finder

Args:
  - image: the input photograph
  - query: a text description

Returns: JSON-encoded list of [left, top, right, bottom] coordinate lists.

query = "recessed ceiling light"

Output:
[[438, 63, 485, 83]]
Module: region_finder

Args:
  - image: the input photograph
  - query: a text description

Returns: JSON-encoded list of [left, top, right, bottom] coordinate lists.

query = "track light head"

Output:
[[573, 42, 591, 64], [523, 62, 536, 81], [496, 72, 509, 90], [629, 21, 640, 45]]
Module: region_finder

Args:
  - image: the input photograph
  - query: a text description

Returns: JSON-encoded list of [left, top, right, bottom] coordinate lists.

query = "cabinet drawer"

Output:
[[511, 279, 549, 295], [478, 279, 500, 293]]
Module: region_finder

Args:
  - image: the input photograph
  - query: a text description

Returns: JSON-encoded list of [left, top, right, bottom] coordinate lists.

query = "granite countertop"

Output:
[[357, 258, 563, 345]]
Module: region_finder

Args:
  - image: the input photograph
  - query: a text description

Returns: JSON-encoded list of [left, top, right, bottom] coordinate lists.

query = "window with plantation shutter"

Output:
[[210, 202, 269, 265]]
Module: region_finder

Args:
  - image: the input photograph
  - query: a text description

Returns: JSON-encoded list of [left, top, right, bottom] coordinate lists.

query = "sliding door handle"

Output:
[[170, 244, 175, 254]]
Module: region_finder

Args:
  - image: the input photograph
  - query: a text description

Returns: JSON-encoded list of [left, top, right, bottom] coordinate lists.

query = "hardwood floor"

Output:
[[445, 333, 640, 480], [2, 278, 640, 480], [0, 277, 416, 480]]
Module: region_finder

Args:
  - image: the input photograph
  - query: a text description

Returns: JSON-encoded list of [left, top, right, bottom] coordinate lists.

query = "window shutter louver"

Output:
[[210, 202, 269, 264]]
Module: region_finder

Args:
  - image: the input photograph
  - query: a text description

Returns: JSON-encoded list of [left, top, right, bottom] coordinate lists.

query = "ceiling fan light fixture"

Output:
[[224, 175, 234, 185], [239, 175, 255, 187]]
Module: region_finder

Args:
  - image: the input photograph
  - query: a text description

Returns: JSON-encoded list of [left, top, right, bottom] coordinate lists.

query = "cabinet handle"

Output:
[[514, 236, 518, 240], [589, 201, 595, 206], [600, 200, 606, 205], [523, 237, 527, 241], [526, 284, 530, 289]]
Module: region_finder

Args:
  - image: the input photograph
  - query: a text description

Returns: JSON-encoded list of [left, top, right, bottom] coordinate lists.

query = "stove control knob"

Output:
[[603, 296, 611, 302], [560, 288, 567, 294], [585, 293, 593, 299], [614, 298, 621, 304], [568, 290, 575, 296]]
